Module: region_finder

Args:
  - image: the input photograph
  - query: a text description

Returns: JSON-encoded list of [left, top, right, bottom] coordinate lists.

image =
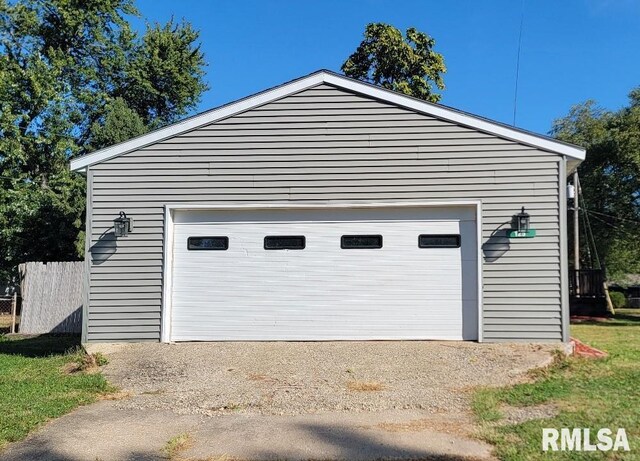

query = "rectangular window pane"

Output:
[[188, 236, 229, 250], [341, 235, 383, 249], [418, 234, 461, 248], [264, 235, 306, 250]]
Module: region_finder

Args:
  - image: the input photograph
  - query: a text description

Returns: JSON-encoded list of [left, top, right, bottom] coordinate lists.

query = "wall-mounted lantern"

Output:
[[507, 207, 536, 238], [113, 211, 133, 237], [517, 206, 530, 233]]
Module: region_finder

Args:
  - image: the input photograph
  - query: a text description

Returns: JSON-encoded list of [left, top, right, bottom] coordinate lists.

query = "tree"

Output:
[[551, 89, 640, 281], [0, 0, 207, 281], [88, 98, 147, 152], [342, 23, 446, 103]]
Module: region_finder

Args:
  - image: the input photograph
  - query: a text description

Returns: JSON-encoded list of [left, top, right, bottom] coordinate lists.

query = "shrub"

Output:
[[609, 291, 626, 309]]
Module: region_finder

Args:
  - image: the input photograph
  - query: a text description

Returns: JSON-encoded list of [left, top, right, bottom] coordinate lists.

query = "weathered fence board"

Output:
[[569, 269, 605, 298], [18, 262, 83, 334]]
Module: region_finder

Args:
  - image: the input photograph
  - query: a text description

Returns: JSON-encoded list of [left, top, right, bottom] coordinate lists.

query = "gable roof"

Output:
[[70, 70, 585, 171]]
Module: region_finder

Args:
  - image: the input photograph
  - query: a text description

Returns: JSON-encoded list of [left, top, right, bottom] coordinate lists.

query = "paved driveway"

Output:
[[2, 341, 558, 461]]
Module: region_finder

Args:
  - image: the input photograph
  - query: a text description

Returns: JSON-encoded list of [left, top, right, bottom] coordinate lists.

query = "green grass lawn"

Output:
[[0, 335, 112, 450], [474, 308, 640, 460]]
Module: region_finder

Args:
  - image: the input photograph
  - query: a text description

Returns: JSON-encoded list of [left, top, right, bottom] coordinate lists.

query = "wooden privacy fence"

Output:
[[18, 262, 84, 334], [569, 269, 605, 298]]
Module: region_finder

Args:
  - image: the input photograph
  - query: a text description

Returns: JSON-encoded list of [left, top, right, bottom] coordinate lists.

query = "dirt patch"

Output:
[[61, 362, 82, 374], [61, 353, 104, 375], [375, 416, 476, 438], [347, 380, 385, 392], [247, 373, 276, 383], [99, 391, 132, 401], [141, 389, 165, 395], [499, 403, 559, 425]]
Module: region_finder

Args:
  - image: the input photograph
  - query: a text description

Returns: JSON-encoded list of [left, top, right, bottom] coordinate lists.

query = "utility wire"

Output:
[[583, 208, 601, 268], [578, 187, 602, 268], [580, 205, 594, 267], [584, 211, 602, 269], [582, 207, 640, 225], [512, 0, 525, 126], [586, 211, 637, 238]]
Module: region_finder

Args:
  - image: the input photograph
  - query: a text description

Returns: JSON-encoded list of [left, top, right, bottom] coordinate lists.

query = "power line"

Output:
[[586, 211, 637, 238], [581, 205, 602, 269], [582, 207, 640, 225], [584, 211, 602, 268], [578, 185, 602, 269], [580, 204, 594, 267], [512, 0, 525, 126]]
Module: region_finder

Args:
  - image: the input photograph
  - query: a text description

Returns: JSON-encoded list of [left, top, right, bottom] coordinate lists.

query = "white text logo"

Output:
[[542, 428, 630, 452]]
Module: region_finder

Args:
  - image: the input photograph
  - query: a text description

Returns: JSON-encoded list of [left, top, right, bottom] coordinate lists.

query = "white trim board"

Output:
[[160, 200, 483, 343], [71, 71, 585, 171]]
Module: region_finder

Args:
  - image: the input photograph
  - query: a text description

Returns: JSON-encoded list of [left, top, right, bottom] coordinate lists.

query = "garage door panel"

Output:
[[174, 207, 477, 224], [170, 304, 465, 317], [171, 292, 467, 303], [170, 316, 464, 333], [171, 305, 465, 316], [170, 206, 477, 341]]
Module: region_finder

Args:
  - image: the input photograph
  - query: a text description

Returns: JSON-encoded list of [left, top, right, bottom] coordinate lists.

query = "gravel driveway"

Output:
[[101, 341, 557, 417]]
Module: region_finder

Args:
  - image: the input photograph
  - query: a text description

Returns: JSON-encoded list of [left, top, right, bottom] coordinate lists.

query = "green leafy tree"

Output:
[[342, 23, 446, 102], [0, 0, 207, 281], [552, 89, 640, 281], [88, 98, 147, 151]]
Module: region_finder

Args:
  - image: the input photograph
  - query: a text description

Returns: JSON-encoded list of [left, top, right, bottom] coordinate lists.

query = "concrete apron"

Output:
[[1, 401, 495, 461]]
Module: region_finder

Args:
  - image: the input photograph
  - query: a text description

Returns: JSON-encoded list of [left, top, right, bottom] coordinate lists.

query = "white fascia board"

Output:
[[321, 73, 586, 161], [70, 70, 585, 171], [566, 158, 582, 175]]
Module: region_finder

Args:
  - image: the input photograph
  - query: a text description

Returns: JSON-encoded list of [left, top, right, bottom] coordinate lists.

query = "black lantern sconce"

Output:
[[113, 211, 133, 237], [517, 207, 530, 233], [507, 206, 536, 238]]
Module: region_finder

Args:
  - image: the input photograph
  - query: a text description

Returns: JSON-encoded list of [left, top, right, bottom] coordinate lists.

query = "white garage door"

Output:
[[169, 206, 478, 341]]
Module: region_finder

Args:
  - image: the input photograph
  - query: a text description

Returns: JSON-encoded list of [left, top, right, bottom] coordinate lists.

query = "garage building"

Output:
[[70, 70, 585, 343]]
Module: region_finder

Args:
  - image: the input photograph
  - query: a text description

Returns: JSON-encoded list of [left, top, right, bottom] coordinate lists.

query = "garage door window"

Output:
[[264, 236, 306, 250], [341, 235, 383, 249], [418, 234, 460, 248], [188, 236, 229, 250]]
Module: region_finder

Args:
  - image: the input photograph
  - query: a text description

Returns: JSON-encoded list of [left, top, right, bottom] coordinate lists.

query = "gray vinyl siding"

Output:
[[87, 83, 563, 342]]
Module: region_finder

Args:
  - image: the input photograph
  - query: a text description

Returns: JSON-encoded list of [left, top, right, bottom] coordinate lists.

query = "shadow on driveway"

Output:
[[0, 402, 494, 461]]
